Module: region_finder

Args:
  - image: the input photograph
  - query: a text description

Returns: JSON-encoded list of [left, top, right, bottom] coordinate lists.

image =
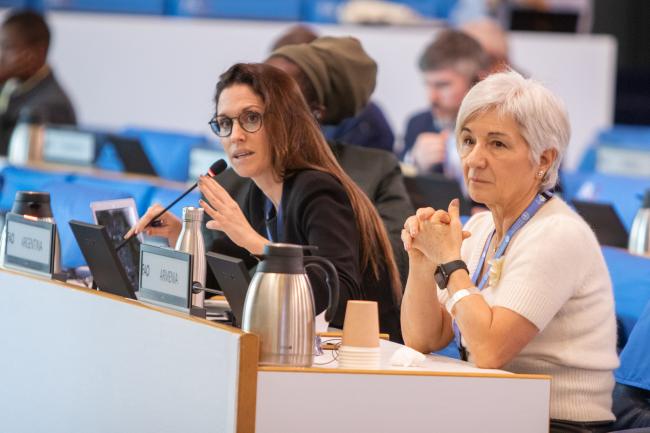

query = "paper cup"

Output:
[[341, 300, 380, 348]]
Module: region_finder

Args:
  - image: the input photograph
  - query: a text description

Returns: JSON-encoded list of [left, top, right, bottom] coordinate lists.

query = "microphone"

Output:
[[116, 159, 227, 251]]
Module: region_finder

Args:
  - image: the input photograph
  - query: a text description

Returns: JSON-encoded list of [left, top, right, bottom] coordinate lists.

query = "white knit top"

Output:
[[440, 197, 619, 421]]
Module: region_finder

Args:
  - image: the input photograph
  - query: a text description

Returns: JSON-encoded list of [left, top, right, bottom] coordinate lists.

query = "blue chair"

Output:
[[121, 127, 208, 182], [612, 300, 650, 430], [569, 172, 650, 231], [0, 166, 72, 211], [43, 182, 132, 269], [578, 125, 650, 175], [602, 246, 650, 349], [68, 175, 154, 216], [147, 187, 201, 219], [559, 170, 591, 203]]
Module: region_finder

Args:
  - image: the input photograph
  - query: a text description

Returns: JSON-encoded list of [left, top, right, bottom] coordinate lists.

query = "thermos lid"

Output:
[[11, 191, 53, 218], [14, 191, 50, 204], [182, 206, 204, 221], [643, 190, 650, 208], [263, 243, 306, 257]]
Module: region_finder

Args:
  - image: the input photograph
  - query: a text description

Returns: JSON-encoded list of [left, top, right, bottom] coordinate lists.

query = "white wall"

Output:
[[45, 12, 616, 169]]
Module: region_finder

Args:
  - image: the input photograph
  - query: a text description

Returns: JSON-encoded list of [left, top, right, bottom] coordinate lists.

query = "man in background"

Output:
[[0, 10, 76, 154], [401, 30, 488, 179]]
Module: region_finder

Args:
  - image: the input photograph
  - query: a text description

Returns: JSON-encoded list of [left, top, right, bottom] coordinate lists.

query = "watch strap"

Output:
[[435, 260, 469, 290]]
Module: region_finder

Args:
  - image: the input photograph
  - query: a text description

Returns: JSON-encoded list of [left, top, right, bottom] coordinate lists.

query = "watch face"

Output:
[[434, 267, 447, 289]]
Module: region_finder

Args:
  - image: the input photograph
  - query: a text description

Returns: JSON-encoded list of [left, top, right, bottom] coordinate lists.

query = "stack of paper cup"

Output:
[[338, 300, 381, 370]]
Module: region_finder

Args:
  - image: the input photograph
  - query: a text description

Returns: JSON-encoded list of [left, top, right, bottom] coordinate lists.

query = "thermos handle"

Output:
[[303, 256, 340, 323]]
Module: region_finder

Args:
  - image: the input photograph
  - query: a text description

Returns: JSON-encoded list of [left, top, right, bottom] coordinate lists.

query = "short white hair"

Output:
[[455, 70, 570, 191]]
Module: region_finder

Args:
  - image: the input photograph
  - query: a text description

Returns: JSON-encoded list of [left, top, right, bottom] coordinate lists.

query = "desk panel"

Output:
[[0, 269, 257, 433]]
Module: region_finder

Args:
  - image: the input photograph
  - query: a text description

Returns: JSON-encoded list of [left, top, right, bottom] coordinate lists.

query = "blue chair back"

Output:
[[602, 246, 650, 349], [147, 187, 201, 219], [121, 128, 208, 182], [44, 181, 131, 269], [68, 175, 154, 215], [0, 166, 72, 211], [570, 172, 650, 231]]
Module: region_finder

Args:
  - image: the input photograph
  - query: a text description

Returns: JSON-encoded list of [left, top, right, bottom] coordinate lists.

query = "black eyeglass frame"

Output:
[[208, 111, 264, 137]]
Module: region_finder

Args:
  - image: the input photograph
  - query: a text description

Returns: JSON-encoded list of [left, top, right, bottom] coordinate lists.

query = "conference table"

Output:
[[0, 268, 550, 433]]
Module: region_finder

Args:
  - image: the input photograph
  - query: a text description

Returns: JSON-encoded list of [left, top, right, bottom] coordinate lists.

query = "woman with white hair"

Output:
[[401, 70, 618, 432]]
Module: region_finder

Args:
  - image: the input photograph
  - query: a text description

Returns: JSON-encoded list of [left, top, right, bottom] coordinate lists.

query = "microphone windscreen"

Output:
[[208, 159, 228, 177]]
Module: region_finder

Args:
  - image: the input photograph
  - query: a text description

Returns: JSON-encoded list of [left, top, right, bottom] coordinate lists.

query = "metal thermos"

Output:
[[242, 243, 340, 367], [628, 190, 650, 256], [0, 191, 61, 273], [7, 110, 44, 165], [175, 206, 206, 308]]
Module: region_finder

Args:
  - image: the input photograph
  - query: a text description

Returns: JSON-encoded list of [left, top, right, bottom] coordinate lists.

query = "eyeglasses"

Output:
[[208, 110, 264, 137]]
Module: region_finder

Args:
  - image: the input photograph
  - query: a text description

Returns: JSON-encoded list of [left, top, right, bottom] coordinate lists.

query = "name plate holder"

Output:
[[138, 244, 197, 315], [3, 213, 56, 278]]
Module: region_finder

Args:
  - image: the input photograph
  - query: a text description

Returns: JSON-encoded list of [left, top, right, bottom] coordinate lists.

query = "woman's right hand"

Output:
[[124, 204, 182, 247], [402, 210, 436, 271]]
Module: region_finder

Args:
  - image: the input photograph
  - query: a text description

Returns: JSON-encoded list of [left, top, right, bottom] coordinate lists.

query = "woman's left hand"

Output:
[[197, 175, 269, 255], [410, 199, 468, 265]]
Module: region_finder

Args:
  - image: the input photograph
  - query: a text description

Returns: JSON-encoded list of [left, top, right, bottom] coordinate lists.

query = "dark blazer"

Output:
[[322, 101, 395, 153], [204, 169, 402, 342], [401, 109, 440, 161], [208, 141, 414, 284], [329, 141, 413, 283], [0, 69, 77, 155]]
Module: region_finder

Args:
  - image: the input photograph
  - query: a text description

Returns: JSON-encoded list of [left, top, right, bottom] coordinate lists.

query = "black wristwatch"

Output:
[[434, 260, 469, 290]]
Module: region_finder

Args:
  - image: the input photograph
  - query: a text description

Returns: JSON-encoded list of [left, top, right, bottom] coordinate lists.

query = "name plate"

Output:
[[138, 244, 192, 312], [43, 127, 96, 166], [3, 213, 56, 277]]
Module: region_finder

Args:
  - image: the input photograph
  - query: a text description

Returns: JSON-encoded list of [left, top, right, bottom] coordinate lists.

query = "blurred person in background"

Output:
[[0, 10, 76, 154], [401, 30, 488, 182], [266, 35, 414, 284], [271, 25, 395, 153], [460, 18, 511, 73]]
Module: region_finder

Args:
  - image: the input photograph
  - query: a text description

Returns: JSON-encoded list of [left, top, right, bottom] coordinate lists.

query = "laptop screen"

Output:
[[91, 200, 141, 291], [572, 200, 629, 248]]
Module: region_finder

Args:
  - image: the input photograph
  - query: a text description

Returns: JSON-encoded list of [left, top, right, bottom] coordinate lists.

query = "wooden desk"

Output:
[[0, 269, 550, 433], [256, 340, 550, 433], [0, 269, 258, 433]]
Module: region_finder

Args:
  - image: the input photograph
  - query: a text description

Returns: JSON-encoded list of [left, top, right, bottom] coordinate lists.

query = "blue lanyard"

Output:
[[452, 191, 552, 360], [264, 198, 283, 242]]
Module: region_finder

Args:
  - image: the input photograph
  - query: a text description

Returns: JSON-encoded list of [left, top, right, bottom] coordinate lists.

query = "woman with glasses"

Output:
[[130, 63, 402, 338]]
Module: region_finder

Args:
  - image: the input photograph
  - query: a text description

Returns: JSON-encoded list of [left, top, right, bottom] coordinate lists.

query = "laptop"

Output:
[[205, 252, 251, 327], [69, 220, 137, 300], [103, 134, 157, 176], [571, 200, 629, 248], [403, 174, 472, 215]]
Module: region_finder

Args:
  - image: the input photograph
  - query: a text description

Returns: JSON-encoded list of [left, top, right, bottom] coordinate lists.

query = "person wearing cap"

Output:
[[0, 10, 76, 154], [271, 25, 395, 153]]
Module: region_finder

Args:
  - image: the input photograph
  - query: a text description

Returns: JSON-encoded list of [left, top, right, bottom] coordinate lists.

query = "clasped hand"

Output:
[[401, 198, 470, 267]]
